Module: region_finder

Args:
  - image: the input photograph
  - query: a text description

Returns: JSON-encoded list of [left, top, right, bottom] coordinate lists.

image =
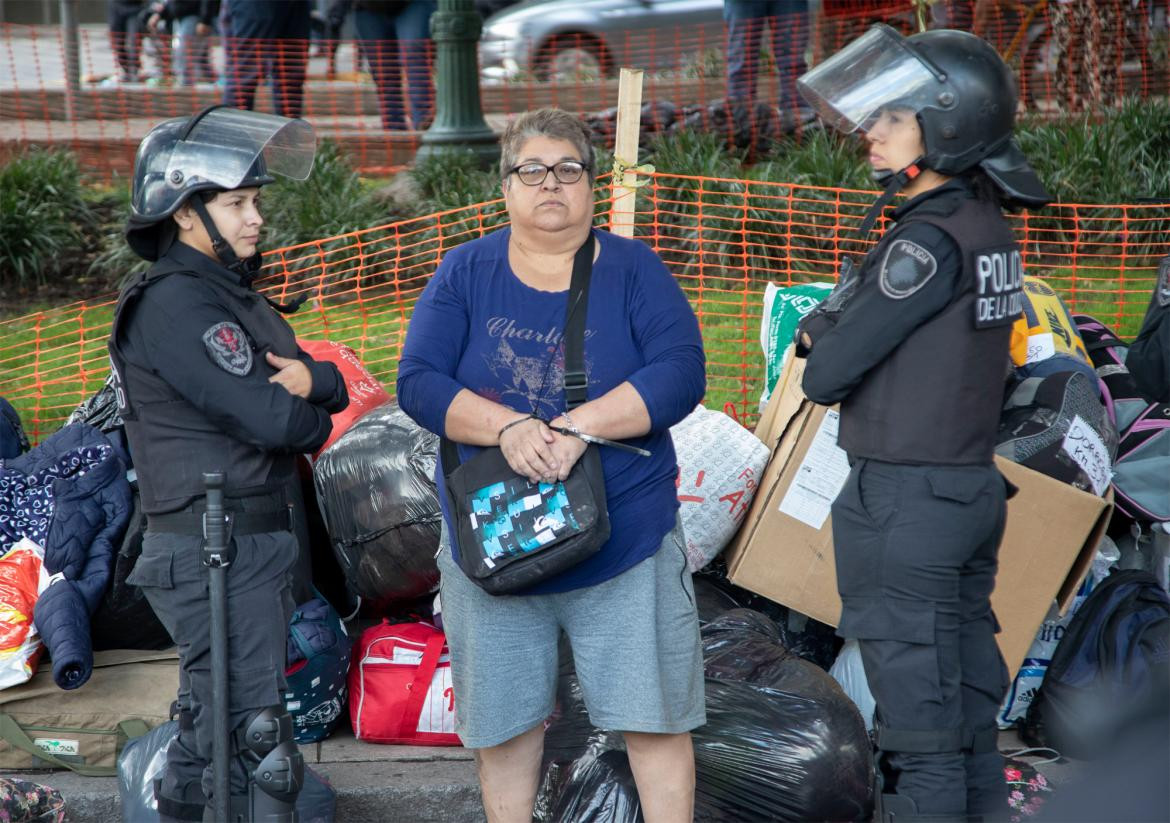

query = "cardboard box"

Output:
[[725, 355, 1114, 678]]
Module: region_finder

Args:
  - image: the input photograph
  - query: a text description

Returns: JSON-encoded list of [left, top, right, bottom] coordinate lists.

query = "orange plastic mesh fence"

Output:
[[2, 172, 1164, 444], [3, 2, 1166, 176]]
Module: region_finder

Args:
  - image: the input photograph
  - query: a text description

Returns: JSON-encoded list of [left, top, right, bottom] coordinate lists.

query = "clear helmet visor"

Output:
[[164, 108, 316, 193], [797, 24, 941, 134]]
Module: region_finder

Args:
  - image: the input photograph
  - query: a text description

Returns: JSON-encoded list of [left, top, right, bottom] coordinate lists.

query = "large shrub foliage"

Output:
[[0, 148, 93, 287]]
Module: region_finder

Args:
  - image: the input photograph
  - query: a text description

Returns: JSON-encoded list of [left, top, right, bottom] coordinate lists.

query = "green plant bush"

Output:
[[0, 147, 93, 287]]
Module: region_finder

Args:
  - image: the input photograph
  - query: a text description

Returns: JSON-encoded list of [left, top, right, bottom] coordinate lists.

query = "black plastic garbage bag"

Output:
[[695, 609, 873, 822], [117, 720, 337, 822], [313, 401, 442, 612], [548, 749, 643, 823], [693, 575, 743, 626], [65, 374, 123, 435], [696, 561, 842, 670], [694, 679, 871, 822], [89, 492, 173, 651]]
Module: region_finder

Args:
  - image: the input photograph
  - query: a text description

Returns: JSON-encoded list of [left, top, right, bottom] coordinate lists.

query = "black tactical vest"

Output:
[[108, 250, 300, 514], [838, 195, 1023, 465]]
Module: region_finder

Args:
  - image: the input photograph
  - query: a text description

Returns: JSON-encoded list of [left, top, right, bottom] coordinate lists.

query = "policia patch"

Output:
[[203, 321, 253, 375], [879, 239, 938, 299], [973, 246, 1024, 328]]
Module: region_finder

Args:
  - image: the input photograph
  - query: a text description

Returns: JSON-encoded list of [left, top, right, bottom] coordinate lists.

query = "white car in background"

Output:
[[478, 0, 726, 82]]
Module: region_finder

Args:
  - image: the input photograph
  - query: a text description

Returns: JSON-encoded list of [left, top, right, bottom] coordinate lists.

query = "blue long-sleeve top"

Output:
[[397, 227, 706, 593]]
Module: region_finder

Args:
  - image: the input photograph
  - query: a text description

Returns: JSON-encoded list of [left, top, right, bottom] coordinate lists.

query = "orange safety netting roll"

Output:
[[1, 173, 1164, 444], [3, 2, 1167, 178]]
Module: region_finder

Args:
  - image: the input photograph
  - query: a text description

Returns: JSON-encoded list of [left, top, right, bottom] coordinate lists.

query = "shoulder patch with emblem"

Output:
[[879, 239, 938, 299], [203, 321, 253, 376], [1158, 255, 1170, 307]]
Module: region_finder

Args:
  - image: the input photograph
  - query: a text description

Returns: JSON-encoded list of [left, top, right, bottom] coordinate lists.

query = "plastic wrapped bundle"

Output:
[[548, 749, 643, 823], [65, 374, 123, 434], [696, 562, 841, 670], [696, 609, 873, 822], [117, 720, 337, 823], [313, 402, 442, 611], [90, 494, 174, 651]]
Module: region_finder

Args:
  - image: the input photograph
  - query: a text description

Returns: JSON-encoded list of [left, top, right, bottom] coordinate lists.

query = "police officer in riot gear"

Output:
[[793, 26, 1051, 822], [110, 105, 348, 822]]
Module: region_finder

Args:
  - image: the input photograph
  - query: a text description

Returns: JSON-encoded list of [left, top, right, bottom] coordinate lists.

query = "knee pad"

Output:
[[231, 706, 304, 822]]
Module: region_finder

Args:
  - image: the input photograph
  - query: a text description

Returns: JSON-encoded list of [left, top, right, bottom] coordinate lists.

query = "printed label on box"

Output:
[[777, 409, 851, 529]]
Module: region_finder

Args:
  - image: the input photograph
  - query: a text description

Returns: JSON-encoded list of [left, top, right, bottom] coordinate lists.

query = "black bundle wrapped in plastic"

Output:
[[313, 401, 442, 612], [65, 374, 123, 434], [696, 610, 872, 821], [696, 561, 842, 670], [541, 608, 872, 822], [90, 492, 173, 650], [548, 749, 644, 823]]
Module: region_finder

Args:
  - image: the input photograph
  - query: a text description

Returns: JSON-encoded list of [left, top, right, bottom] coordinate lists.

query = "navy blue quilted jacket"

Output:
[[0, 423, 132, 689]]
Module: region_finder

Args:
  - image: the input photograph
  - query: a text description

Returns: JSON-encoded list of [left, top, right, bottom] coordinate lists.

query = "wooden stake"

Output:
[[610, 68, 644, 239]]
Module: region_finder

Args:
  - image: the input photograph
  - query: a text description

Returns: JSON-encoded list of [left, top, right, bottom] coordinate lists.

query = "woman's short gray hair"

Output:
[[499, 108, 596, 183]]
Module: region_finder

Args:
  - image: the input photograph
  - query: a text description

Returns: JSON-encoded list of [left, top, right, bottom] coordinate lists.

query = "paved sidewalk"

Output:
[[13, 726, 484, 823]]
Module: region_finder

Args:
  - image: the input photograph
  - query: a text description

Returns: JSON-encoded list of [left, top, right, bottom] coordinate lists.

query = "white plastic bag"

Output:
[[671, 406, 770, 572], [829, 639, 875, 732]]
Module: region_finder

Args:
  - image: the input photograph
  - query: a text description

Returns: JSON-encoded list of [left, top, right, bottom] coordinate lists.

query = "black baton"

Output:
[[202, 472, 232, 823]]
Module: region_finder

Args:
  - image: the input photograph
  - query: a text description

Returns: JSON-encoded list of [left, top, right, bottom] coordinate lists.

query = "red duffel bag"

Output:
[[348, 620, 460, 746], [296, 339, 391, 459]]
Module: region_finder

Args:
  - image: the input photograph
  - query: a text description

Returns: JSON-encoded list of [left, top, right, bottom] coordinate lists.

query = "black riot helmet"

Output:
[[797, 24, 1050, 210], [125, 105, 316, 265]]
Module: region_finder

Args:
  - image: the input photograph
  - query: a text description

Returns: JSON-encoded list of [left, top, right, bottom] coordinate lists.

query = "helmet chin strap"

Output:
[[188, 195, 307, 313], [859, 156, 925, 237]]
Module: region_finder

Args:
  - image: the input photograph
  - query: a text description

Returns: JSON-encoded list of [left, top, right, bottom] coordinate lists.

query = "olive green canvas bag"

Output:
[[0, 648, 178, 776]]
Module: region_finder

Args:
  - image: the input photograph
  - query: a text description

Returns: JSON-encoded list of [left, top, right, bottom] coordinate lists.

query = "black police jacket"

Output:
[[1126, 256, 1169, 404], [108, 242, 349, 514], [801, 180, 1021, 465]]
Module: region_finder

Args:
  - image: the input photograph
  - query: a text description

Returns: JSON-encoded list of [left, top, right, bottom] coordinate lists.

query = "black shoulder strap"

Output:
[[562, 234, 595, 411]]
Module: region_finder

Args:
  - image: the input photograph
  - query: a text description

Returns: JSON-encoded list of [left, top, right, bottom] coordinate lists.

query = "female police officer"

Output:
[[109, 105, 348, 822], [793, 26, 1051, 823]]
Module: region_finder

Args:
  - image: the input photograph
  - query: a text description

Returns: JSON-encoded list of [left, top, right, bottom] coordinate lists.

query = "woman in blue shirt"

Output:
[[397, 108, 706, 823]]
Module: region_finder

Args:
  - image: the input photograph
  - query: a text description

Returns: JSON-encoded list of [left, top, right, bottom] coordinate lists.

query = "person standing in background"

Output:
[[108, 0, 147, 83], [723, 0, 810, 122], [223, 0, 312, 118], [148, 0, 221, 86], [330, 0, 437, 130]]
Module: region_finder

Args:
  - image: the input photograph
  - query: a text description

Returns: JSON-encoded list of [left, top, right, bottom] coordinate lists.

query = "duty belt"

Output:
[[147, 503, 294, 537]]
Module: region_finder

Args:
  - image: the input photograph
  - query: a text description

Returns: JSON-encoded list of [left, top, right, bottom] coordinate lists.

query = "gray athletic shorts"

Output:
[[436, 517, 706, 749]]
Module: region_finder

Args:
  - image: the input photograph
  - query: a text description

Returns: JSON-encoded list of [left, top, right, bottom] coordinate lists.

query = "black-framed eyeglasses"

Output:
[[507, 160, 589, 186]]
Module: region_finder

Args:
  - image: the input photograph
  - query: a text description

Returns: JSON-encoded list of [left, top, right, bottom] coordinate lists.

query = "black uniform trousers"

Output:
[[832, 458, 1010, 818], [129, 523, 298, 807]]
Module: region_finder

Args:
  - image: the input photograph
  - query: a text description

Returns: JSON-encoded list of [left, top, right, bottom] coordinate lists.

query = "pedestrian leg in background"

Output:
[[723, 0, 767, 104], [270, 2, 311, 120], [108, 0, 145, 82], [767, 1, 809, 118], [396, 0, 437, 129], [355, 7, 408, 130], [222, 0, 266, 111]]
